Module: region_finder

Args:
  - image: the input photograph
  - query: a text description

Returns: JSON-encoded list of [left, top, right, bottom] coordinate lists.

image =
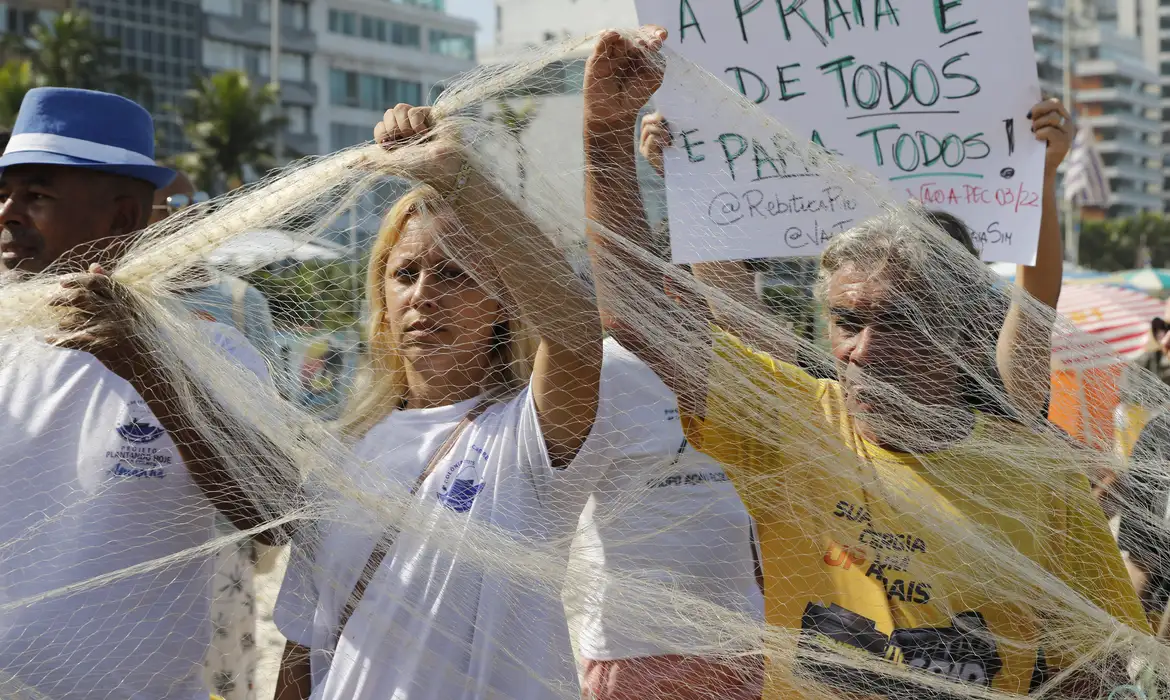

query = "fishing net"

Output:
[[1, 27, 1169, 700]]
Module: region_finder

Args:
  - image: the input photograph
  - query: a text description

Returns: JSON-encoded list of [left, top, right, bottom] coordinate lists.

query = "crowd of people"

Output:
[[0, 23, 1163, 700]]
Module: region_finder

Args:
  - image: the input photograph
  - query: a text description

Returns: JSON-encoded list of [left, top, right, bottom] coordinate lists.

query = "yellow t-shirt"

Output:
[[682, 333, 1148, 698]]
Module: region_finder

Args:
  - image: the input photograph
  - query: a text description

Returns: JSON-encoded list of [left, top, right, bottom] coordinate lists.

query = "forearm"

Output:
[[581, 655, 764, 700], [583, 120, 712, 408], [997, 173, 1061, 417], [449, 170, 600, 350], [274, 641, 313, 700], [133, 364, 299, 545], [447, 168, 603, 463], [692, 261, 795, 363]]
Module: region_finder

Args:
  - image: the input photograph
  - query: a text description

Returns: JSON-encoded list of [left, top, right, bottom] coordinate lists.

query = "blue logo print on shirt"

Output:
[[116, 418, 166, 444], [437, 462, 484, 513]]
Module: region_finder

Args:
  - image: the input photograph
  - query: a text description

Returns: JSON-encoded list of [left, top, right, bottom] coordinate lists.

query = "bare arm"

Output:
[[581, 29, 718, 418], [49, 272, 299, 546], [376, 105, 602, 466], [273, 641, 312, 700], [641, 113, 793, 363], [997, 98, 1072, 418]]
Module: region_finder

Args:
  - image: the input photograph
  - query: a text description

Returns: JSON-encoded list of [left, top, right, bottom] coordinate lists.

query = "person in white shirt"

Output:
[[570, 339, 766, 699], [273, 99, 608, 700], [0, 87, 285, 699]]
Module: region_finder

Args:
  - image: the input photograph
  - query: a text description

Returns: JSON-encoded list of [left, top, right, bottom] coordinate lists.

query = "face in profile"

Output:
[[0, 164, 125, 274], [827, 262, 959, 432], [382, 211, 505, 379]]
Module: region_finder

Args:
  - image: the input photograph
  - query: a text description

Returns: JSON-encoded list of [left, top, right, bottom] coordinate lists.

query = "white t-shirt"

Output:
[[571, 341, 763, 660], [276, 340, 708, 699], [0, 323, 268, 700]]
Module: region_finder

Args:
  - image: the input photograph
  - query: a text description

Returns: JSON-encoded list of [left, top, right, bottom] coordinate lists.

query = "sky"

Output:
[[445, 0, 495, 52]]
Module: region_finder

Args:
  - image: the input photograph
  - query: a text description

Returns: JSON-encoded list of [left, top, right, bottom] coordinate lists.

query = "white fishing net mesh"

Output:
[[0, 30, 1168, 700]]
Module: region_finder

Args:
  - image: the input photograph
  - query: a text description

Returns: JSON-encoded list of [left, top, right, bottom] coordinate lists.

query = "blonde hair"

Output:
[[337, 185, 537, 439]]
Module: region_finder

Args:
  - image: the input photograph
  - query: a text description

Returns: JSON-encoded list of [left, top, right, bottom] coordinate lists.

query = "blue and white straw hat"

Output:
[[0, 87, 175, 189]]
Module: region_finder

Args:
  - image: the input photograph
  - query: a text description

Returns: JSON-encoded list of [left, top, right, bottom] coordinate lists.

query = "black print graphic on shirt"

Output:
[[796, 603, 1003, 698]]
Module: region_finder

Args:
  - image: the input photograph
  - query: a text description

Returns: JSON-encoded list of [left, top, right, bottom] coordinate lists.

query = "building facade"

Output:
[[201, 0, 318, 156], [73, 0, 203, 156], [312, 0, 474, 153]]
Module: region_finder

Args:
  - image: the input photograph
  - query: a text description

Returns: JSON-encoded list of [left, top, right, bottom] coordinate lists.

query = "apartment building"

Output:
[[314, 0, 474, 152], [1116, 0, 1170, 212], [200, 0, 317, 155]]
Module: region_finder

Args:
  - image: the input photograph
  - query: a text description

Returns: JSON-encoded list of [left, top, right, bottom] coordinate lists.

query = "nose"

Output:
[[847, 325, 875, 367], [0, 193, 27, 227], [407, 268, 443, 310]]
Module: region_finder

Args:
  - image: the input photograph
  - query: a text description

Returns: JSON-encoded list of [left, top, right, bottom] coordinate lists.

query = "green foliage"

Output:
[[247, 260, 361, 332], [489, 98, 539, 197], [1078, 213, 1170, 272], [0, 60, 36, 128], [173, 71, 285, 195], [5, 12, 151, 105]]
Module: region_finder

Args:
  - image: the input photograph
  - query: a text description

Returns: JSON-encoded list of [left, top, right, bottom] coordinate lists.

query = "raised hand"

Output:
[[584, 26, 666, 129], [374, 103, 464, 191], [1029, 98, 1075, 177], [46, 264, 155, 387], [639, 112, 671, 178]]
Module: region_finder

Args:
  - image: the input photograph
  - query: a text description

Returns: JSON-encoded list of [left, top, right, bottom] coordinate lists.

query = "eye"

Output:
[[831, 312, 864, 335], [392, 264, 418, 283], [435, 261, 466, 281]]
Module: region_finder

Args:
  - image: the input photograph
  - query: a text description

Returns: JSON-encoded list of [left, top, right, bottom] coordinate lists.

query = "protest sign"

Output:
[[634, 0, 1045, 265]]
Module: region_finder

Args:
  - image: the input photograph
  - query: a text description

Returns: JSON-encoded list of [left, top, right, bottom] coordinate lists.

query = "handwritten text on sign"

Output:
[[634, 0, 1045, 265]]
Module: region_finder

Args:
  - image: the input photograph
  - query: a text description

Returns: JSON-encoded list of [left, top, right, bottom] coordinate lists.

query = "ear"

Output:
[[110, 192, 147, 236]]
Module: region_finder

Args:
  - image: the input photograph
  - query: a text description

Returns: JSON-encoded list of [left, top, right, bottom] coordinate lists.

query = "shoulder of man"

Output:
[[201, 321, 271, 385]]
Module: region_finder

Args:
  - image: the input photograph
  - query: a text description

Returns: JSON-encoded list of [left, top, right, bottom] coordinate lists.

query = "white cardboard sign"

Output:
[[633, 0, 1045, 265]]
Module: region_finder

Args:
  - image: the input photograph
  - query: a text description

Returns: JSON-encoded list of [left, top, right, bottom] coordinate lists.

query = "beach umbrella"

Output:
[[1053, 283, 1164, 365], [1100, 268, 1170, 295]]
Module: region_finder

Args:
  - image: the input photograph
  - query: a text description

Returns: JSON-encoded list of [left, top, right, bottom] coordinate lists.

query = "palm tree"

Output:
[[173, 71, 285, 194], [12, 12, 150, 103], [489, 98, 539, 198], [0, 60, 36, 128]]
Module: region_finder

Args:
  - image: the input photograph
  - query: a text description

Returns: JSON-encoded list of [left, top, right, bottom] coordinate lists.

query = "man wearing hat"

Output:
[[0, 88, 285, 700]]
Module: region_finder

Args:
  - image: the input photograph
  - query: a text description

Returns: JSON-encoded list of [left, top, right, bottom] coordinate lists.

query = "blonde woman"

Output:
[[272, 99, 635, 699]]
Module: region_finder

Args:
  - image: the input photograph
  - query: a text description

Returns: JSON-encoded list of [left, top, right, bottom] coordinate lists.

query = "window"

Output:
[[391, 22, 420, 46], [285, 105, 309, 134], [279, 52, 308, 82], [329, 68, 421, 109], [360, 15, 374, 39], [281, 1, 307, 29], [330, 68, 358, 106], [330, 122, 367, 150], [428, 29, 473, 60]]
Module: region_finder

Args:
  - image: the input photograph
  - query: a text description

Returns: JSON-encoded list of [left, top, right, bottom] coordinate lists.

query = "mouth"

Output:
[[405, 319, 445, 339], [0, 235, 42, 269]]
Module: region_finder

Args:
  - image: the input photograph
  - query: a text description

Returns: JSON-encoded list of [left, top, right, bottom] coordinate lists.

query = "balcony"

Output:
[[1080, 111, 1160, 135], [204, 12, 317, 54], [1076, 87, 1162, 110], [1103, 161, 1163, 184], [284, 130, 319, 157]]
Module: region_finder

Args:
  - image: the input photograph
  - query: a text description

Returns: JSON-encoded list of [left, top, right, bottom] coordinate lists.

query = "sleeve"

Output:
[[1043, 475, 1151, 669], [1119, 415, 1170, 570], [680, 330, 837, 479], [206, 321, 272, 386], [273, 539, 318, 648], [242, 285, 280, 370]]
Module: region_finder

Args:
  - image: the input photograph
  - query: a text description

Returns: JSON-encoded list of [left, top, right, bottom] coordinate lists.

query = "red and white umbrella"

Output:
[[1053, 284, 1164, 368]]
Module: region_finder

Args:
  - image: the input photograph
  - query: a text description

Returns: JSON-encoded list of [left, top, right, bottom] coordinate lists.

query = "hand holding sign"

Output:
[[634, 0, 1045, 265]]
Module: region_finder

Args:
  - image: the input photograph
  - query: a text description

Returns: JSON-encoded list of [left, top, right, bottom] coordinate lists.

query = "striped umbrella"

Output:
[[1053, 283, 1164, 367], [1100, 268, 1170, 295]]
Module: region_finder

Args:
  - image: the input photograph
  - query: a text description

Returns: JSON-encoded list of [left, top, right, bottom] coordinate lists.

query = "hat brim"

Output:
[[0, 150, 176, 189]]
